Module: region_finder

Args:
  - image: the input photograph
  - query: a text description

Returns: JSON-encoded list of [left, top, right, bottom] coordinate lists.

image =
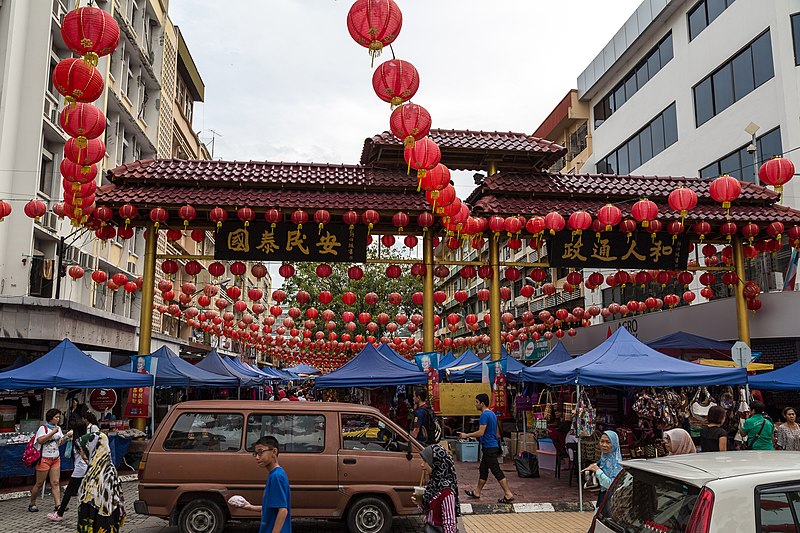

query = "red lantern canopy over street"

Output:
[[346, 0, 403, 64], [390, 103, 431, 148], [709, 175, 742, 209], [372, 59, 419, 107], [759, 157, 795, 196]]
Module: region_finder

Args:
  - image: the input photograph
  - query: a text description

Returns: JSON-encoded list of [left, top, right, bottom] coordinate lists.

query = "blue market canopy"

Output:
[[115, 347, 238, 388], [532, 342, 573, 368], [377, 342, 420, 370], [448, 350, 527, 383], [0, 339, 153, 390], [521, 328, 747, 386], [646, 331, 733, 360], [0, 355, 29, 372], [283, 364, 320, 375], [196, 349, 261, 387], [439, 352, 456, 367], [315, 344, 427, 388], [226, 356, 275, 384], [748, 360, 800, 391], [441, 349, 482, 370]]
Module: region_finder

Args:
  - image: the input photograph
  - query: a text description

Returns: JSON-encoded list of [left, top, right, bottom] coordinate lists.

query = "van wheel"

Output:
[[178, 499, 225, 533], [346, 497, 392, 533]]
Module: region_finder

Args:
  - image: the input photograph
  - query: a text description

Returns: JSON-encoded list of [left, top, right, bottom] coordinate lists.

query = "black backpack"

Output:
[[421, 407, 442, 445]]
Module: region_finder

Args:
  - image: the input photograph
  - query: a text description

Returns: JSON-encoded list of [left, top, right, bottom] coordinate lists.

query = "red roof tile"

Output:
[[360, 129, 566, 171], [107, 159, 420, 190]]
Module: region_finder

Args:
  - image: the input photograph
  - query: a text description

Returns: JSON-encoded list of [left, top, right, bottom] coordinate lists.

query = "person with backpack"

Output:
[[411, 388, 439, 445], [29, 408, 73, 513], [459, 393, 514, 504]]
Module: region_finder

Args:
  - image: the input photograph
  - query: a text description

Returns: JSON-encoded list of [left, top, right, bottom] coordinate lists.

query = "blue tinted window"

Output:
[[651, 114, 666, 154], [640, 127, 653, 162], [712, 65, 734, 113], [698, 127, 782, 183], [599, 104, 677, 175], [663, 104, 678, 147], [732, 48, 755, 100], [694, 77, 714, 126], [688, 0, 735, 41], [752, 31, 774, 86], [792, 14, 800, 66]]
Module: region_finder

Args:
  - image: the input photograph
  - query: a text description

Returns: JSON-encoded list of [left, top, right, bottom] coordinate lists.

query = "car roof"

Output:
[[622, 451, 800, 486], [171, 400, 382, 415]]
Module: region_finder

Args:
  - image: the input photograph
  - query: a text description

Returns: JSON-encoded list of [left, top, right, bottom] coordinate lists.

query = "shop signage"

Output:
[[548, 231, 689, 270], [214, 221, 368, 262], [523, 339, 550, 361], [89, 389, 117, 412]]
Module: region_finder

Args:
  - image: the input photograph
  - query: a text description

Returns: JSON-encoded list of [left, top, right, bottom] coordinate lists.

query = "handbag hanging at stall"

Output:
[[690, 387, 717, 426], [575, 390, 596, 437], [563, 390, 577, 422]]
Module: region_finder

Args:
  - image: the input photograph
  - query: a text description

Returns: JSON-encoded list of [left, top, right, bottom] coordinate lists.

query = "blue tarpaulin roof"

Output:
[[115, 347, 238, 388], [196, 349, 261, 387], [0, 339, 153, 390], [748, 360, 800, 391], [646, 331, 733, 353], [315, 344, 428, 388], [283, 364, 320, 375], [439, 352, 456, 367], [448, 350, 527, 383], [226, 356, 272, 384], [521, 328, 747, 386], [441, 349, 482, 370], [532, 342, 573, 368], [377, 343, 420, 370]]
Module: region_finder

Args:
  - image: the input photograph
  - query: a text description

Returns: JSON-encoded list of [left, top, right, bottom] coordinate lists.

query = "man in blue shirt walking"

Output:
[[235, 435, 291, 532], [459, 393, 514, 503]]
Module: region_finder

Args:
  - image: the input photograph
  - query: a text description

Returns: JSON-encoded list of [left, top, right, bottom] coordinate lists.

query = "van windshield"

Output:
[[597, 467, 701, 533]]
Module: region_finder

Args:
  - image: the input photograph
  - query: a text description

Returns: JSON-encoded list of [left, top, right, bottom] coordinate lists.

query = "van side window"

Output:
[[341, 414, 408, 453], [163, 412, 243, 452], [757, 489, 800, 532], [245, 414, 325, 453]]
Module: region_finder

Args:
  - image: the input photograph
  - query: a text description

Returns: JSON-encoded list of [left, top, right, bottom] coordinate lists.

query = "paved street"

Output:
[[0, 480, 593, 532]]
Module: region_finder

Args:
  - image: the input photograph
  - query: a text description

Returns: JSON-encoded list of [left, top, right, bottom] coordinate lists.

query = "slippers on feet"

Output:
[[28, 505, 39, 512], [498, 497, 515, 504], [465, 490, 480, 499]]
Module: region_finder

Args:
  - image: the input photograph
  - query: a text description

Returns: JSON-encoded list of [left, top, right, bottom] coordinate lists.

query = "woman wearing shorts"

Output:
[[29, 408, 72, 512]]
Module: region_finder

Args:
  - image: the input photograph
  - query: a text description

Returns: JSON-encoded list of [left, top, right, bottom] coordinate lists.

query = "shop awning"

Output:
[[195, 349, 261, 387], [115, 346, 239, 388], [0, 339, 153, 390], [748, 359, 800, 390], [315, 344, 427, 388], [531, 341, 573, 367], [521, 328, 747, 386]]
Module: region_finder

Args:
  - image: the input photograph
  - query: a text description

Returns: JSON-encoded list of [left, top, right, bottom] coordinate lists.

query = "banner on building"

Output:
[[548, 230, 689, 270], [415, 351, 440, 412], [215, 221, 368, 262]]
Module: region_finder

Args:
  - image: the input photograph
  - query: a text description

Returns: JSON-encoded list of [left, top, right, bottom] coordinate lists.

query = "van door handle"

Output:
[[343, 458, 357, 464]]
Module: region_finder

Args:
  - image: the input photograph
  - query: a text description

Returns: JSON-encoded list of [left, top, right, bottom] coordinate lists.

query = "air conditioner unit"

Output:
[[43, 97, 59, 125], [36, 211, 58, 232], [768, 272, 784, 291]]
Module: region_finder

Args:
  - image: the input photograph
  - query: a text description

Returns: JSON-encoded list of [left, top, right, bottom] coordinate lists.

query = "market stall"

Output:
[[315, 344, 427, 388], [195, 349, 263, 390], [521, 327, 747, 511], [282, 363, 321, 375], [530, 341, 572, 368], [376, 342, 422, 371], [646, 331, 734, 361], [447, 351, 528, 382], [748, 359, 800, 390], [117, 346, 239, 388]]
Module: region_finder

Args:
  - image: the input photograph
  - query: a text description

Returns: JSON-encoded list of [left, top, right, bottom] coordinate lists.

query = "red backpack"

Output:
[[22, 428, 43, 468]]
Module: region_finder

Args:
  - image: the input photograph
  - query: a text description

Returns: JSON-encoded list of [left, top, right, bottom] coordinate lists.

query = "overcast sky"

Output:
[[170, 0, 643, 197]]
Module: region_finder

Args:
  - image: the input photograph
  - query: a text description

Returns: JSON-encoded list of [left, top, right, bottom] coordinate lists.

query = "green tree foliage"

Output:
[[281, 247, 423, 337]]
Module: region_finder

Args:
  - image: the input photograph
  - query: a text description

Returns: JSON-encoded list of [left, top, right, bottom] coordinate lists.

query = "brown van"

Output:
[[134, 400, 424, 533]]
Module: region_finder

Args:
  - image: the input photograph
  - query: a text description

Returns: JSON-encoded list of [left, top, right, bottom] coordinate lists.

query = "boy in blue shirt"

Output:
[[235, 435, 291, 532], [459, 393, 514, 503]]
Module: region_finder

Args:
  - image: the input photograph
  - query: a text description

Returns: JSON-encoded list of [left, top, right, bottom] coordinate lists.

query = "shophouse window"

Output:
[[593, 33, 673, 128], [688, 0, 735, 41], [596, 103, 677, 174], [699, 127, 782, 182], [693, 30, 774, 127], [793, 14, 800, 65], [39, 153, 54, 197]]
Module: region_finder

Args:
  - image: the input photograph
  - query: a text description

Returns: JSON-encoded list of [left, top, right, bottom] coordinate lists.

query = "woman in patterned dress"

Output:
[[776, 407, 800, 451], [76, 430, 126, 533]]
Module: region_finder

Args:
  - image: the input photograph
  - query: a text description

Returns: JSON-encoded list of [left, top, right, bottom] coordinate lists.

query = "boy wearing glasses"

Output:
[[229, 436, 291, 532]]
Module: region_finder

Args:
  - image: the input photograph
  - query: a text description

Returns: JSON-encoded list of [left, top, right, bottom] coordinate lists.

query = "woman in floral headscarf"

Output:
[[412, 444, 460, 533], [76, 430, 125, 533], [582, 430, 623, 511]]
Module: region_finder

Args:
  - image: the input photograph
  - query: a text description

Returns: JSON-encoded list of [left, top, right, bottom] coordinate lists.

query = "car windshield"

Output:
[[597, 467, 701, 533]]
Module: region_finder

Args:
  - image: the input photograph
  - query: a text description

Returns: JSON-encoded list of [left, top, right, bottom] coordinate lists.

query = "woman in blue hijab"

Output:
[[582, 430, 622, 510]]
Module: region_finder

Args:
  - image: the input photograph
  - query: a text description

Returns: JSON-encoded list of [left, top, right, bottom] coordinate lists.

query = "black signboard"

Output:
[[215, 221, 368, 262], [548, 231, 690, 270]]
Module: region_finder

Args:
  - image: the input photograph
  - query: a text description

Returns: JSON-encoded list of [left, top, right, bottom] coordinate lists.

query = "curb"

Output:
[[0, 474, 138, 502], [461, 501, 595, 515]]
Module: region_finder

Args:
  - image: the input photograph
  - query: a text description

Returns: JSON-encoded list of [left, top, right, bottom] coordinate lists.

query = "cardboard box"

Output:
[[510, 432, 538, 456]]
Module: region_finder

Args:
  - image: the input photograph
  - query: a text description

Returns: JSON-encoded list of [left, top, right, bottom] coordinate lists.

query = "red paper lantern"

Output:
[[741, 223, 759, 244], [544, 212, 565, 235], [568, 211, 592, 235], [342, 292, 357, 306], [208, 261, 225, 278], [631, 199, 658, 227], [667, 221, 685, 238], [189, 229, 205, 243], [362, 210, 380, 232], [316, 263, 333, 278], [59, 103, 105, 147], [52, 58, 104, 105], [404, 137, 441, 179], [61, 6, 120, 63], [386, 264, 402, 279], [149, 207, 168, 228], [264, 208, 282, 228], [67, 265, 84, 280], [63, 137, 105, 170], [348, 265, 364, 280], [505, 267, 521, 282], [175, 204, 197, 228], [433, 291, 447, 304], [767, 222, 784, 241], [111, 272, 128, 287], [693, 221, 711, 241], [209, 207, 227, 229], [390, 103, 431, 148], [758, 157, 795, 195], [382, 234, 396, 247], [420, 164, 450, 196], [23, 199, 47, 221], [230, 261, 246, 277], [720, 222, 737, 241], [667, 187, 698, 218], [91, 270, 107, 284], [721, 271, 738, 288], [184, 260, 202, 277], [525, 216, 545, 235], [372, 59, 419, 107], [596, 204, 622, 231], [237, 207, 255, 227], [346, 0, 402, 63], [117, 226, 133, 240], [60, 160, 98, 187], [709, 175, 742, 209]]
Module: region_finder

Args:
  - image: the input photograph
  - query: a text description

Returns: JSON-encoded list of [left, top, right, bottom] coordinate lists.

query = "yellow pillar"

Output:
[[486, 161, 501, 361], [732, 236, 751, 346], [133, 223, 157, 432], [423, 231, 435, 352]]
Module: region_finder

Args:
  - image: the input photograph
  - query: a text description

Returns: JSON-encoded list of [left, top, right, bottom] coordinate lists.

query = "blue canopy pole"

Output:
[[577, 383, 583, 513]]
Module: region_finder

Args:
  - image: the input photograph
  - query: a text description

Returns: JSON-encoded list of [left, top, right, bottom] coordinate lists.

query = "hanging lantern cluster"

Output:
[[53, 3, 119, 227]]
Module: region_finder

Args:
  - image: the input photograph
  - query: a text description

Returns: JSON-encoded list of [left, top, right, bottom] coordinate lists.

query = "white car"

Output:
[[589, 451, 800, 533]]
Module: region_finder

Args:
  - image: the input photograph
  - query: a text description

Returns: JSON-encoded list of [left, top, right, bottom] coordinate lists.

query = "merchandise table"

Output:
[[0, 434, 132, 478]]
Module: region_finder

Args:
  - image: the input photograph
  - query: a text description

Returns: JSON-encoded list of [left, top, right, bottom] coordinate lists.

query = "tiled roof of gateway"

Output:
[[107, 159, 420, 190], [360, 129, 566, 171]]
